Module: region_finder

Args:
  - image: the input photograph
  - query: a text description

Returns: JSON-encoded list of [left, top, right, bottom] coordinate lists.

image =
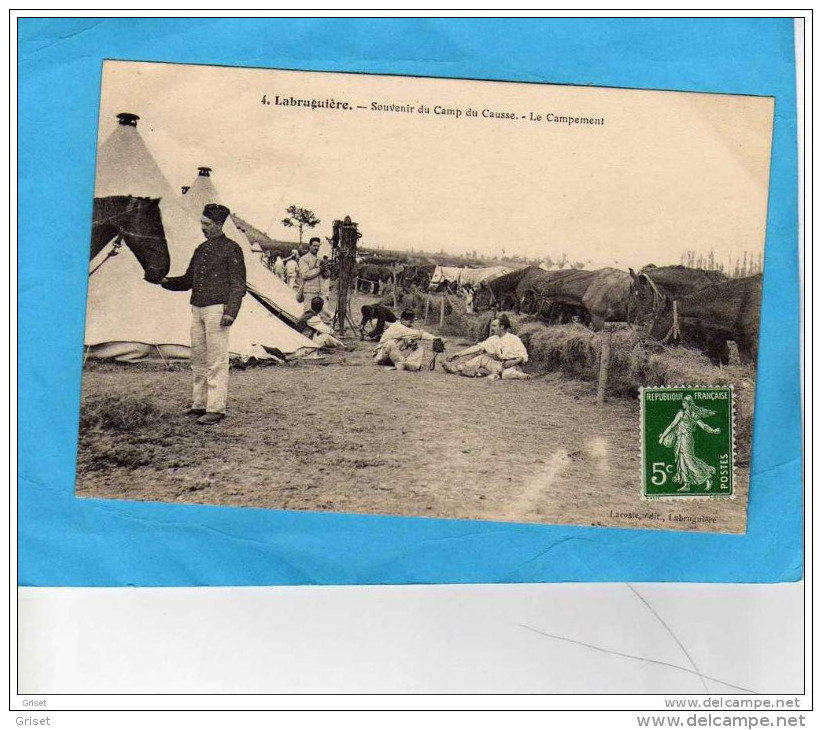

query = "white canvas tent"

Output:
[[86, 113, 317, 362], [429, 265, 512, 289], [182, 167, 308, 324]]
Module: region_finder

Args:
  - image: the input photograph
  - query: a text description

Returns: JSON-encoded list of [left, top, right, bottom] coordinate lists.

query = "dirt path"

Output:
[[76, 298, 748, 533]]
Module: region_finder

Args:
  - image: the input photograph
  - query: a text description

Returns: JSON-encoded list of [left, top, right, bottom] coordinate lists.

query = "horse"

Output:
[[355, 262, 394, 295], [398, 264, 436, 292], [91, 196, 169, 284], [629, 265, 728, 324], [518, 268, 633, 330], [647, 274, 762, 365], [473, 266, 538, 312]]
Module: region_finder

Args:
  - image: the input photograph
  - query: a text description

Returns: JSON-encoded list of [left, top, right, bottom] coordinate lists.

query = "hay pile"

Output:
[[380, 286, 473, 336], [515, 321, 756, 462], [464, 310, 525, 341]]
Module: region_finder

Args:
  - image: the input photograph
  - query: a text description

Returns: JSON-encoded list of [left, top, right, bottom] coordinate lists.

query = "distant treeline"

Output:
[[679, 249, 764, 278], [234, 214, 764, 279]]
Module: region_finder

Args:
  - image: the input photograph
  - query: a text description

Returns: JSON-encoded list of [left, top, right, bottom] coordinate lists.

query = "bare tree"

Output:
[[281, 205, 320, 244]]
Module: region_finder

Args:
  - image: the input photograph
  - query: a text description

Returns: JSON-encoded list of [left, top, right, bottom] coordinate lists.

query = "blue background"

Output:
[[18, 18, 801, 585]]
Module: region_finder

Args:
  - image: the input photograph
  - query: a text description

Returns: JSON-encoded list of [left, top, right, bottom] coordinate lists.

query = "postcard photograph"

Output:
[[76, 60, 774, 534]]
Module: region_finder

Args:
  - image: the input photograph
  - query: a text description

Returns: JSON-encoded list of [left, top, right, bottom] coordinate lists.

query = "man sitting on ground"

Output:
[[442, 314, 530, 379], [296, 296, 347, 350], [373, 309, 437, 372], [360, 302, 398, 341]]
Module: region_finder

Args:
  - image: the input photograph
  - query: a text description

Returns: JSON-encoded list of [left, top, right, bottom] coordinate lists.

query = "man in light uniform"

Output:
[[442, 314, 530, 379], [284, 250, 299, 288], [296, 296, 347, 350], [374, 309, 437, 371], [298, 237, 323, 309], [160, 204, 246, 424], [272, 254, 286, 282]]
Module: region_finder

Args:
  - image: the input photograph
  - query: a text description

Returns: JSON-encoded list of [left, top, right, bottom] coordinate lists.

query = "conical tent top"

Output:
[[197, 166, 212, 177], [116, 112, 140, 127]]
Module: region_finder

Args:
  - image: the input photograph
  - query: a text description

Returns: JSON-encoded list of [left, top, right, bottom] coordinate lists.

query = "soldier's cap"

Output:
[[202, 203, 230, 226], [309, 236, 321, 245]]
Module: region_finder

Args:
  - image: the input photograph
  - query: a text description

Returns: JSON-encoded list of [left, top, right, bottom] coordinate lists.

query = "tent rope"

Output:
[[153, 344, 170, 369]]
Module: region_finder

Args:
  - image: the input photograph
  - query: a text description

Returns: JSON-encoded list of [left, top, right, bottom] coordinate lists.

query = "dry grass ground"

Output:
[[76, 295, 749, 533]]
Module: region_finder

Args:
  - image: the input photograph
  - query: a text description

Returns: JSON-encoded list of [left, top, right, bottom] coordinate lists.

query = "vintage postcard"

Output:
[[77, 60, 773, 534]]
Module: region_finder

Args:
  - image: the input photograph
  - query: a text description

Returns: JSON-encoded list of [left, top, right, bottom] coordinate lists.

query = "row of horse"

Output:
[[355, 260, 762, 366], [470, 264, 761, 366]]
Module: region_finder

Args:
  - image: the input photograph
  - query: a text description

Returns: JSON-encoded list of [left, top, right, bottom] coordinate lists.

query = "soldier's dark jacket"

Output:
[[162, 235, 246, 319]]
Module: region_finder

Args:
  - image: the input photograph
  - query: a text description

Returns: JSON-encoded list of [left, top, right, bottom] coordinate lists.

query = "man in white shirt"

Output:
[[296, 296, 346, 349], [284, 251, 299, 288], [374, 309, 437, 371], [298, 237, 323, 309], [442, 314, 530, 379]]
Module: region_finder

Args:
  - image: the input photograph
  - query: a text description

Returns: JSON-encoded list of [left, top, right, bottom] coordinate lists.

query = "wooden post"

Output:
[[597, 328, 611, 405], [423, 293, 430, 322], [393, 271, 398, 309], [439, 294, 446, 327]]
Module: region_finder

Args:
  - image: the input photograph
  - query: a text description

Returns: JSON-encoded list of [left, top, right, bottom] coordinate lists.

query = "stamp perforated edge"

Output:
[[639, 384, 737, 502]]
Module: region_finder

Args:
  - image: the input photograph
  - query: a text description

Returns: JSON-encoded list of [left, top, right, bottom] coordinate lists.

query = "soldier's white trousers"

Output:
[[190, 304, 230, 414]]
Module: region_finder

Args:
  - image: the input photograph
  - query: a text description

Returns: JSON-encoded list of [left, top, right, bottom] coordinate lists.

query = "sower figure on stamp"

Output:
[[442, 314, 531, 379], [658, 395, 721, 491], [160, 203, 246, 425]]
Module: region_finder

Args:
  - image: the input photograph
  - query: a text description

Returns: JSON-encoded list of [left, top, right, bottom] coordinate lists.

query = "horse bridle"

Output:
[[649, 295, 681, 343], [89, 197, 164, 276], [477, 282, 497, 310], [93, 197, 165, 241]]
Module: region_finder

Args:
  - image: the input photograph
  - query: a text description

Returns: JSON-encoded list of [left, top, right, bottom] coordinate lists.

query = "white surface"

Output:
[[17, 582, 803, 698]]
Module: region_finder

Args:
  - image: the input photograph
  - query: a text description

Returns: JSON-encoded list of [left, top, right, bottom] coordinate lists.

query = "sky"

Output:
[[96, 60, 774, 269]]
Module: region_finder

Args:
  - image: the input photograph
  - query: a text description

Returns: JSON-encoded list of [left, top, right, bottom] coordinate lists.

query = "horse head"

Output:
[[91, 196, 170, 284], [126, 197, 170, 283], [519, 289, 538, 316], [472, 281, 494, 311]]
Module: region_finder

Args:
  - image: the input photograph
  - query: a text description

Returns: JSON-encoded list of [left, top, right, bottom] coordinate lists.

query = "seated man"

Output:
[[360, 302, 398, 341], [442, 314, 530, 379], [296, 296, 346, 350], [373, 309, 436, 372]]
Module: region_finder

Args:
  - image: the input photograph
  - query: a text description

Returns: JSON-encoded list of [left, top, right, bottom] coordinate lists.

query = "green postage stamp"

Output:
[[640, 386, 735, 500]]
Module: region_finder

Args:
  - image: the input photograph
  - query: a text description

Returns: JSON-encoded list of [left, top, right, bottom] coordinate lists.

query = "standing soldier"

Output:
[[273, 253, 286, 282], [298, 237, 323, 309], [284, 250, 299, 288], [160, 203, 246, 425]]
